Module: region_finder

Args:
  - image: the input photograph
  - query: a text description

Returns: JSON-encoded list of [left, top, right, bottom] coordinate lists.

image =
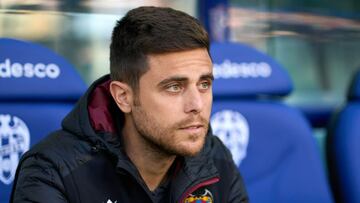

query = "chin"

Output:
[[177, 139, 206, 157]]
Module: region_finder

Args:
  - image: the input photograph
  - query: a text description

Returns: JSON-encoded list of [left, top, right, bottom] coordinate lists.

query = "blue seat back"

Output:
[[0, 38, 87, 203], [210, 43, 333, 203], [327, 70, 360, 203]]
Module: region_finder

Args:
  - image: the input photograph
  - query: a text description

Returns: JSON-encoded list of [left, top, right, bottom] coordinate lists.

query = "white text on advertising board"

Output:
[[214, 60, 272, 79], [0, 58, 60, 79]]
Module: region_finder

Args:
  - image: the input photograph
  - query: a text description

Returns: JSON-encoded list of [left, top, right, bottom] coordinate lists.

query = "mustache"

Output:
[[175, 116, 209, 129]]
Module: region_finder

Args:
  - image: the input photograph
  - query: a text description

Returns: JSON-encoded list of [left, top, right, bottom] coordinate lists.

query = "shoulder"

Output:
[[19, 130, 92, 176], [11, 130, 87, 202]]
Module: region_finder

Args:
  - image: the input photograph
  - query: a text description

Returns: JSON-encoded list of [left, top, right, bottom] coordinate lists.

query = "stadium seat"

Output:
[[327, 70, 360, 203], [0, 38, 87, 203], [210, 43, 334, 203]]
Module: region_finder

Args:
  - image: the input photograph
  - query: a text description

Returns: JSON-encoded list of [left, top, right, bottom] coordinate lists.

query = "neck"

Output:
[[122, 117, 176, 191]]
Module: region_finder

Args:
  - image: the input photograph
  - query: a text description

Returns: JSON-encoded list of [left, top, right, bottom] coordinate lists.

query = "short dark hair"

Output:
[[110, 6, 209, 90]]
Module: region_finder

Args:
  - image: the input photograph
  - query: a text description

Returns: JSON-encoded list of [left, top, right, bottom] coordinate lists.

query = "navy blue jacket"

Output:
[[11, 75, 248, 203]]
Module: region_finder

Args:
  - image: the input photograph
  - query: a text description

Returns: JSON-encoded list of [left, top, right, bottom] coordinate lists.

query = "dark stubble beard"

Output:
[[131, 100, 209, 157]]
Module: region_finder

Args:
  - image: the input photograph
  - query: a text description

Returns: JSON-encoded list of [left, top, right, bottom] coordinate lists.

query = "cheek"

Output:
[[144, 94, 182, 115], [203, 94, 213, 114], [139, 98, 179, 127]]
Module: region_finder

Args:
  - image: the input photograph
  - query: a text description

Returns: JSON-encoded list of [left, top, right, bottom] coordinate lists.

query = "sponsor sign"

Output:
[[0, 58, 60, 79], [0, 38, 86, 100], [210, 43, 292, 97]]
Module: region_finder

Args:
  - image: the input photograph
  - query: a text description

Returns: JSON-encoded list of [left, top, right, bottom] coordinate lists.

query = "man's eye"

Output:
[[166, 84, 182, 92], [199, 81, 211, 90]]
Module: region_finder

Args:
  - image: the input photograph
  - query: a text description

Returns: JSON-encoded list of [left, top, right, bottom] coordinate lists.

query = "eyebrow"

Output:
[[157, 76, 188, 88], [157, 73, 214, 87], [200, 73, 215, 82]]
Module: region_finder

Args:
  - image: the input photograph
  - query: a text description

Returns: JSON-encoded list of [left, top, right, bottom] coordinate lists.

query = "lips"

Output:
[[176, 116, 208, 134], [179, 123, 204, 130], [179, 123, 205, 135]]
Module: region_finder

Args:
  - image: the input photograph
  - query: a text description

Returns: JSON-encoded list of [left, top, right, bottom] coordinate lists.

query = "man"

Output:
[[11, 6, 248, 203]]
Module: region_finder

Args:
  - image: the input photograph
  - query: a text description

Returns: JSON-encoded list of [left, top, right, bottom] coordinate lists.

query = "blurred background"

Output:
[[1, 0, 360, 168]]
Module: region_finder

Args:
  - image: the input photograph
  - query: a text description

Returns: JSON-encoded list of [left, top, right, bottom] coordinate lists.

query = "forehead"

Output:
[[144, 49, 213, 80]]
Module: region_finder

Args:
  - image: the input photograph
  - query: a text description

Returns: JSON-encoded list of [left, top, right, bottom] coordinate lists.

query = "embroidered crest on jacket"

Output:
[[184, 188, 213, 203]]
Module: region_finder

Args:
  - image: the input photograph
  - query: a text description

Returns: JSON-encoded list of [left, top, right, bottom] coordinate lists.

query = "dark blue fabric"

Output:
[[0, 38, 86, 203], [327, 70, 360, 202], [349, 70, 360, 100], [297, 104, 335, 128], [327, 103, 360, 203], [0, 38, 87, 101], [211, 101, 334, 203], [210, 43, 293, 97]]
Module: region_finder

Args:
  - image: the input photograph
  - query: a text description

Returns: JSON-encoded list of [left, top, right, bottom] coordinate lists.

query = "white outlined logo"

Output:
[[0, 58, 61, 79], [213, 60, 272, 79], [0, 114, 30, 185], [211, 110, 249, 166]]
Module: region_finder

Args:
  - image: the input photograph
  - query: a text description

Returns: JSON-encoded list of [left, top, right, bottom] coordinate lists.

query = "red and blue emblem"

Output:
[[184, 189, 213, 203]]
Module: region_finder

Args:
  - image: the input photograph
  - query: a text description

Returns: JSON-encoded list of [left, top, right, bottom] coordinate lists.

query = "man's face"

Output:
[[131, 48, 213, 157]]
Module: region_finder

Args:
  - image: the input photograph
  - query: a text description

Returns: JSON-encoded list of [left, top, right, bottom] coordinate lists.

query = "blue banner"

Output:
[[210, 42, 293, 97], [0, 38, 87, 101]]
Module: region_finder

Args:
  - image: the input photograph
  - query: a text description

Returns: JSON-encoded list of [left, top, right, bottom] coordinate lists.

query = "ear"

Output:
[[109, 81, 134, 113]]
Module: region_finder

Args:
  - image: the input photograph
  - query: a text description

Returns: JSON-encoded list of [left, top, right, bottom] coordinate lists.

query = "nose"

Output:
[[184, 87, 204, 114]]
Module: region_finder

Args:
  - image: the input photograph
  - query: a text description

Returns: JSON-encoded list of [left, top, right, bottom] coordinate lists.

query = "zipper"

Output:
[[179, 176, 220, 203]]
